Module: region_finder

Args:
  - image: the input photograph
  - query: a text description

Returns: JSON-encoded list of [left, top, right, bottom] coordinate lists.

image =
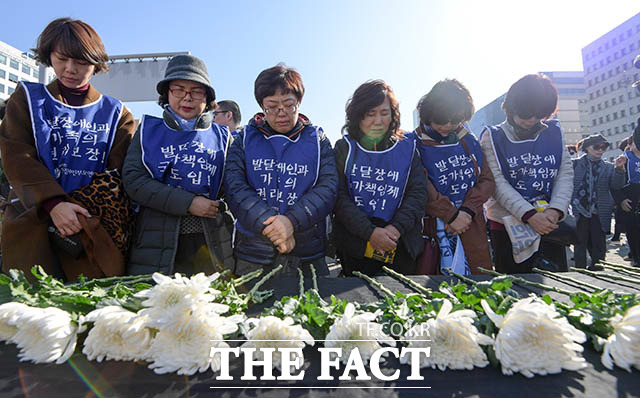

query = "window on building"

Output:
[[592, 119, 597, 126], [621, 109, 626, 117], [613, 112, 618, 119], [8, 73, 18, 82], [0, 83, 4, 93], [612, 98, 617, 105], [10, 59, 19, 70], [605, 100, 609, 107], [637, 105, 640, 113], [610, 83, 615, 91], [615, 126, 620, 133], [598, 103, 602, 110], [622, 48, 626, 56], [607, 128, 611, 134], [606, 42, 610, 50], [606, 115, 610, 122], [620, 95, 624, 102], [614, 52, 619, 60], [0, 54, 6, 64], [591, 105, 596, 112], [599, 116, 604, 123], [8, 86, 14, 95], [590, 93, 594, 100], [0, 70, 5, 79], [22, 65, 30, 75], [595, 76, 599, 83], [596, 89, 601, 96], [624, 125, 628, 132], [33, 69, 39, 79], [617, 66, 621, 73]]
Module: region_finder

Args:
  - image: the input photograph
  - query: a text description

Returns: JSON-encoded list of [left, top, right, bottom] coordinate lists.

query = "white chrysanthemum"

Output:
[[136, 272, 228, 333], [241, 316, 314, 370], [0, 302, 31, 342], [481, 297, 587, 378], [11, 306, 82, 364], [601, 304, 640, 372], [82, 306, 152, 362], [324, 303, 395, 364], [147, 311, 240, 375], [401, 299, 493, 371]]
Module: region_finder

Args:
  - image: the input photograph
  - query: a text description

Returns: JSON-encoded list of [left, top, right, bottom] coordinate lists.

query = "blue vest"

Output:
[[418, 134, 483, 208], [345, 136, 414, 223], [23, 82, 121, 193], [489, 121, 563, 203], [239, 125, 320, 234], [140, 115, 229, 198], [625, 150, 640, 184]]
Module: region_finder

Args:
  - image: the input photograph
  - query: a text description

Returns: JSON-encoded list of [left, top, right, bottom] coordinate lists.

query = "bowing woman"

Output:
[[480, 74, 574, 274], [415, 79, 494, 275], [333, 80, 427, 276], [224, 64, 337, 276], [123, 55, 233, 276], [0, 18, 135, 281]]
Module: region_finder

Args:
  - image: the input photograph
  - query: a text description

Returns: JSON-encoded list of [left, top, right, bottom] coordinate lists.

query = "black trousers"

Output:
[[624, 212, 640, 264], [490, 228, 567, 274], [573, 215, 606, 268]]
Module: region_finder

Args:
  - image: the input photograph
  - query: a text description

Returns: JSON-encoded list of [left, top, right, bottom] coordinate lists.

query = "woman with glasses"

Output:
[[333, 80, 427, 276], [0, 18, 135, 281], [480, 74, 574, 274], [223, 64, 337, 276], [570, 134, 625, 269], [415, 79, 494, 275], [123, 55, 234, 276]]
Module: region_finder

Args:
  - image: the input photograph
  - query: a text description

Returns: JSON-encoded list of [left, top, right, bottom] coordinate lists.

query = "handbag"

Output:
[[415, 236, 441, 275], [48, 223, 84, 258]]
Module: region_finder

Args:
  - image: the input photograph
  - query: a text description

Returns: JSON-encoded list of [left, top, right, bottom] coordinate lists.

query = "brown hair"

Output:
[[254, 63, 305, 106], [417, 79, 474, 126], [342, 80, 401, 141], [33, 17, 109, 73], [502, 74, 558, 119]]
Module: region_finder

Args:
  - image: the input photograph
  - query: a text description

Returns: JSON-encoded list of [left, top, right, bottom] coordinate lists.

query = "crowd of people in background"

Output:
[[1, 17, 640, 282]]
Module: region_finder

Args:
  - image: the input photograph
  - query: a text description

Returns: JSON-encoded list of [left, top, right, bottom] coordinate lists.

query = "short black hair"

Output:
[[217, 100, 242, 124], [417, 79, 474, 126], [254, 63, 304, 106], [502, 74, 558, 120]]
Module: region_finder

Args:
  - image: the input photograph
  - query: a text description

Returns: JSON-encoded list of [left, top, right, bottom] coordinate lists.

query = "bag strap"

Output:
[[459, 137, 480, 178]]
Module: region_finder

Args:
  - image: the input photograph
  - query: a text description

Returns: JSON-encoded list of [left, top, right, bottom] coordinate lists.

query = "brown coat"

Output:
[[420, 131, 495, 274], [0, 81, 135, 280]]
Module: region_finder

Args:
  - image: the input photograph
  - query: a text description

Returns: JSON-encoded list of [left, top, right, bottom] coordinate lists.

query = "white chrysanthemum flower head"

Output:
[[136, 272, 228, 333], [241, 316, 314, 371], [82, 306, 152, 362], [401, 299, 493, 371], [0, 302, 31, 342], [481, 297, 587, 378], [324, 303, 395, 365], [11, 306, 83, 364], [148, 310, 240, 375], [601, 304, 640, 372]]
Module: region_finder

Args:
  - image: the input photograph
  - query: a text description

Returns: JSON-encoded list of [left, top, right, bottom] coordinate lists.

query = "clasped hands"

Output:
[[263, 215, 295, 254]]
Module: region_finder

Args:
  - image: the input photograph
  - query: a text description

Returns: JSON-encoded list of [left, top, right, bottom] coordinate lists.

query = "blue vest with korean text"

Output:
[[345, 136, 414, 223], [418, 134, 483, 208], [625, 150, 640, 184], [489, 120, 563, 203], [23, 82, 121, 193], [140, 115, 228, 198], [239, 125, 320, 234]]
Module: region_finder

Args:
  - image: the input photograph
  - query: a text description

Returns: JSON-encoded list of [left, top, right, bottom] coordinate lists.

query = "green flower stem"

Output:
[[450, 271, 478, 286], [532, 267, 603, 292], [478, 267, 576, 296], [600, 263, 640, 278], [310, 264, 319, 292], [353, 271, 394, 297], [298, 268, 305, 297], [569, 267, 640, 286], [247, 264, 283, 300], [382, 266, 432, 296], [232, 269, 263, 287], [599, 260, 640, 271], [69, 274, 153, 288]]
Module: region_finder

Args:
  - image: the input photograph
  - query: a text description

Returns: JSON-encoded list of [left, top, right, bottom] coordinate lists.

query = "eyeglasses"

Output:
[[592, 144, 609, 151], [169, 86, 207, 100], [264, 104, 298, 115]]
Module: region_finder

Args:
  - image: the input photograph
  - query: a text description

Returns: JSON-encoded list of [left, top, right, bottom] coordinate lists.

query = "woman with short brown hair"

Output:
[[0, 17, 135, 281]]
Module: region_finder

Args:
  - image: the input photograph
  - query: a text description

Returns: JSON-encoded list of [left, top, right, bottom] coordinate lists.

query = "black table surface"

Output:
[[1, 272, 639, 398]]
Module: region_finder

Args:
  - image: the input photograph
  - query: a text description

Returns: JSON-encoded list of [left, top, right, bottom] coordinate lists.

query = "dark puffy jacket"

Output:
[[223, 118, 338, 264], [122, 112, 234, 275], [332, 135, 428, 261]]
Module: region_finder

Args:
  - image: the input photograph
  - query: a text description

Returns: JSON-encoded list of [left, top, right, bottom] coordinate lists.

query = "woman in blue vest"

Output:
[[123, 55, 233, 276], [333, 80, 427, 276], [619, 124, 640, 267], [415, 79, 495, 275], [480, 74, 574, 274], [223, 64, 337, 276], [0, 18, 135, 281]]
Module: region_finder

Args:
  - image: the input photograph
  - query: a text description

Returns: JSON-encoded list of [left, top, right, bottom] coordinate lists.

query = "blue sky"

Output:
[[2, 1, 639, 143]]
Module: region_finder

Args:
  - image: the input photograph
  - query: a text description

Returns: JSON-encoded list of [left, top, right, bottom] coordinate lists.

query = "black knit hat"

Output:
[[156, 55, 215, 100], [581, 134, 609, 152]]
